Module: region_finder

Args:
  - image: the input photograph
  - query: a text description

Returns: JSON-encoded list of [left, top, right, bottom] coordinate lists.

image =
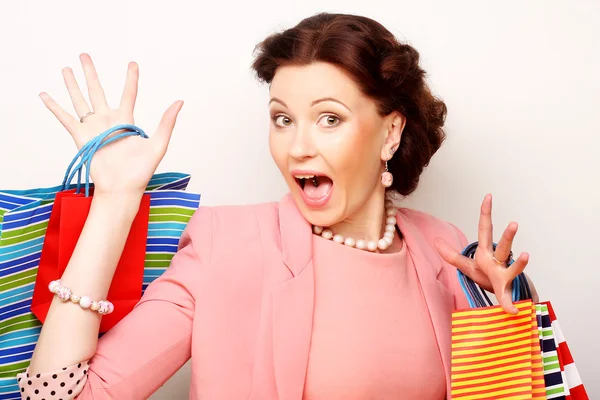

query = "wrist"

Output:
[[91, 192, 144, 221]]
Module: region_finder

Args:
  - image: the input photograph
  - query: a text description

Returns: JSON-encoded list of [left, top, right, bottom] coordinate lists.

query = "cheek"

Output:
[[327, 122, 381, 189], [269, 130, 289, 174]]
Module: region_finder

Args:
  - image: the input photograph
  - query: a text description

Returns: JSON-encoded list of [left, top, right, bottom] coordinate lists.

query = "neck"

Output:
[[329, 189, 390, 243]]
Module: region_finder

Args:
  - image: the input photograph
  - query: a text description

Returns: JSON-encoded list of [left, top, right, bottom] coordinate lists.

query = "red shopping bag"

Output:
[[31, 188, 150, 332]]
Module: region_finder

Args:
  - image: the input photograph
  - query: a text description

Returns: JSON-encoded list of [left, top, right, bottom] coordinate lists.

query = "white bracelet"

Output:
[[48, 280, 114, 315]]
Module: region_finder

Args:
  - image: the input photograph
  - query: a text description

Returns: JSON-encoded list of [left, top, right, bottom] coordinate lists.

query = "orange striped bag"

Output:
[[451, 300, 545, 399]]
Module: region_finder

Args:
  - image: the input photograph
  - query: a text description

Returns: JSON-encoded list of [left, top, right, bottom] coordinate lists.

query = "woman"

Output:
[[18, 12, 537, 400]]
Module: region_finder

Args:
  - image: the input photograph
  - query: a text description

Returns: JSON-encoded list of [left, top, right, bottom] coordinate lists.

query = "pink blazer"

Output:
[[72, 194, 470, 399]]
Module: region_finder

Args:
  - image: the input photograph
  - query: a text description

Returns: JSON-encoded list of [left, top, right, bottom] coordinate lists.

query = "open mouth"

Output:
[[293, 172, 334, 207]]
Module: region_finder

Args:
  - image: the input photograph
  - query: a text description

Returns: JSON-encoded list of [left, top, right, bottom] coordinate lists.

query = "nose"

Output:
[[289, 124, 317, 160]]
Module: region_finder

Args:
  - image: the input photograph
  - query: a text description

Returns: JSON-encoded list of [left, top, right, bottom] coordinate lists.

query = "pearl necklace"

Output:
[[312, 206, 398, 252]]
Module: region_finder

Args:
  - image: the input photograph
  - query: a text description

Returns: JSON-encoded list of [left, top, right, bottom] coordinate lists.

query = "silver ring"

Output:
[[80, 111, 95, 123]]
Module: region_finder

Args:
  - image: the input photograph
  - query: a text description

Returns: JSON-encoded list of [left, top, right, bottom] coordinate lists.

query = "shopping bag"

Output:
[[142, 190, 200, 292], [451, 300, 544, 399], [30, 125, 151, 333], [30, 189, 151, 333], [453, 241, 589, 400], [536, 303, 569, 399], [0, 177, 197, 386], [543, 302, 589, 399], [0, 188, 61, 395], [0, 124, 201, 398]]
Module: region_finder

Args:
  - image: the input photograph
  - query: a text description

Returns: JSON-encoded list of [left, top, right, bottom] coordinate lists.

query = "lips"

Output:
[[291, 170, 334, 209]]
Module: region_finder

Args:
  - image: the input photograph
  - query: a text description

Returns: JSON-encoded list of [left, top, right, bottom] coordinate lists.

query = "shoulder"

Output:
[[181, 201, 282, 267], [170, 202, 284, 304], [185, 201, 280, 239], [397, 207, 468, 248]]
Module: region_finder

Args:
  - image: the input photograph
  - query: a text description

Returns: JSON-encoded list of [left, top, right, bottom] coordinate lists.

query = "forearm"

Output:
[[29, 194, 141, 373]]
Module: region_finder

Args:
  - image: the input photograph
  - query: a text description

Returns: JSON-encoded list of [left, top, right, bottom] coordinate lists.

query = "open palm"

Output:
[[40, 53, 184, 196]]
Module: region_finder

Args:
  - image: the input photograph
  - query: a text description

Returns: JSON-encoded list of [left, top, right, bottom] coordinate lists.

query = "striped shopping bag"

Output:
[[451, 300, 545, 399], [142, 188, 200, 292], [0, 173, 200, 400], [530, 305, 547, 398], [536, 303, 569, 399], [455, 241, 589, 400], [543, 302, 589, 399]]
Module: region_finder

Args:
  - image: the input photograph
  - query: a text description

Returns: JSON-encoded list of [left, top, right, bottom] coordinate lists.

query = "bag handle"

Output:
[[61, 124, 148, 196], [457, 241, 532, 308]]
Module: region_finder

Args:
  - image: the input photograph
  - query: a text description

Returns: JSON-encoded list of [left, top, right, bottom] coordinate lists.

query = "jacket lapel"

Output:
[[270, 197, 455, 400], [272, 194, 314, 400], [396, 210, 455, 399]]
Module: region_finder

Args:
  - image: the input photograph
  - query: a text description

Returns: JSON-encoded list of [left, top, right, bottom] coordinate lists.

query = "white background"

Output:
[[1, 0, 598, 398]]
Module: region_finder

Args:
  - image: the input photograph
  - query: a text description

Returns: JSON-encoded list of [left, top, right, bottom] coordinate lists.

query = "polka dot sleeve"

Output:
[[16, 359, 90, 399]]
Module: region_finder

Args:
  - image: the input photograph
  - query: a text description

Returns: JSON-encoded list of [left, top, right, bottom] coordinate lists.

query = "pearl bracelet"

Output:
[[48, 280, 114, 315]]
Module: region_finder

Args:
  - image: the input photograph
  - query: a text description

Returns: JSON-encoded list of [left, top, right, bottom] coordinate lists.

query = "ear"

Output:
[[380, 111, 406, 161]]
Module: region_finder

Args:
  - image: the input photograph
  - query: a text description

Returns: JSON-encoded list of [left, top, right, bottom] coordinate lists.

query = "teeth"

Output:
[[294, 174, 323, 188]]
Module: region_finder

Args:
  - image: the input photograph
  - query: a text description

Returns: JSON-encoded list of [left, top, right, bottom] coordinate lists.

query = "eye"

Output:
[[272, 115, 293, 127], [317, 114, 341, 128]]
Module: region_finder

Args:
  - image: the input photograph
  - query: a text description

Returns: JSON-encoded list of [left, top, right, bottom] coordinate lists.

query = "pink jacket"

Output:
[[23, 194, 471, 399]]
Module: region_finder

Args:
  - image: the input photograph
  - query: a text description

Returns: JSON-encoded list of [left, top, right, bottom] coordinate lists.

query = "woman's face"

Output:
[[269, 62, 403, 227]]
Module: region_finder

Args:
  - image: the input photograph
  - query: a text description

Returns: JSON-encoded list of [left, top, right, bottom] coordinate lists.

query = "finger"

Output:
[[494, 222, 518, 263], [153, 100, 184, 157], [433, 237, 476, 276], [497, 286, 519, 315], [477, 194, 493, 251], [62, 67, 91, 118], [80, 53, 109, 111], [505, 252, 529, 280], [39, 92, 78, 135], [120, 61, 139, 113]]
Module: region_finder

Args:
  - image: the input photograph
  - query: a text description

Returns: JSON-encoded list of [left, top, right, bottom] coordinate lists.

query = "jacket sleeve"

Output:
[[17, 207, 213, 400]]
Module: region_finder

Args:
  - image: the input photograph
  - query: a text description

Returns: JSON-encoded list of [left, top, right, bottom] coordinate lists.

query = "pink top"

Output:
[[302, 235, 445, 400]]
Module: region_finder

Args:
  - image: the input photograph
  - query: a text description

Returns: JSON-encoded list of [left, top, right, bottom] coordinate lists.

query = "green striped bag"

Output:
[[0, 173, 200, 399], [536, 304, 569, 399]]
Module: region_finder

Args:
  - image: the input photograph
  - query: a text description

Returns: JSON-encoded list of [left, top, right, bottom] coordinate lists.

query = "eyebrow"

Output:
[[268, 97, 352, 113]]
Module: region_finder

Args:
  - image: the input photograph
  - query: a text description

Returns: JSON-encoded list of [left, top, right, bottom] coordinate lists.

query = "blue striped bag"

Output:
[[0, 172, 200, 399], [0, 124, 201, 399]]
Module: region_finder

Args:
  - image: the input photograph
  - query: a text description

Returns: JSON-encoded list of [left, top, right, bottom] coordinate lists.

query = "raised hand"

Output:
[[433, 194, 532, 314], [40, 53, 184, 197]]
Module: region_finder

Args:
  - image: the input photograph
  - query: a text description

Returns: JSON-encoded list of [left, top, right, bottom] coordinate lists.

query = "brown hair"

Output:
[[251, 13, 447, 196]]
